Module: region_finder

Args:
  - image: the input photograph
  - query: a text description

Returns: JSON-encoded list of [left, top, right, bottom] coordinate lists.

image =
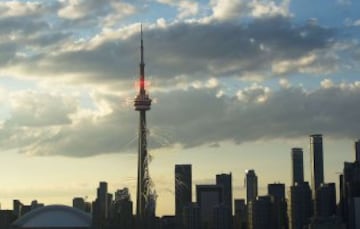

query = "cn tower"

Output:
[[134, 25, 152, 225]]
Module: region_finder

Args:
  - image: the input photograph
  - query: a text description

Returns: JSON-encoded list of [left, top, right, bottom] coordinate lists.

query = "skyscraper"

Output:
[[183, 203, 201, 229], [355, 140, 360, 162], [113, 188, 133, 229], [340, 148, 360, 229], [92, 181, 109, 228], [175, 164, 192, 227], [216, 173, 232, 213], [216, 173, 232, 229], [268, 183, 287, 229], [310, 134, 324, 198], [234, 199, 247, 229], [315, 183, 336, 217], [288, 182, 312, 229], [268, 183, 285, 201], [213, 203, 232, 229], [196, 184, 223, 229], [246, 170, 258, 205], [291, 148, 304, 185], [248, 196, 272, 229], [134, 25, 153, 226]]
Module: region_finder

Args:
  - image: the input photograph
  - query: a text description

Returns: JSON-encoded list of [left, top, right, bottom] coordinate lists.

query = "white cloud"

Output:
[[272, 54, 317, 75], [156, 18, 168, 28], [353, 19, 360, 26], [236, 83, 270, 103], [102, 2, 136, 27], [250, 0, 290, 18], [209, 0, 291, 21], [58, 0, 86, 20], [320, 78, 334, 89], [272, 49, 339, 76], [157, 0, 199, 19], [7, 91, 77, 127], [210, 0, 248, 21], [57, 0, 136, 29], [205, 78, 219, 88], [0, 1, 43, 18], [279, 78, 290, 88]]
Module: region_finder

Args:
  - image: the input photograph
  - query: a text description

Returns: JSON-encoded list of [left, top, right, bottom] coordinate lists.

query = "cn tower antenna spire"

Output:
[[141, 24, 144, 65], [139, 24, 145, 93]]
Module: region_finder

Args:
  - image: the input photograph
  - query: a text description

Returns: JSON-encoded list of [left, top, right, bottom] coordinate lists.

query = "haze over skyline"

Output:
[[0, 0, 360, 216]]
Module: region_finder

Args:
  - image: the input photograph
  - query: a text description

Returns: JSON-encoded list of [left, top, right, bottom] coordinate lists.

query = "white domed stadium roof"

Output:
[[12, 204, 92, 228]]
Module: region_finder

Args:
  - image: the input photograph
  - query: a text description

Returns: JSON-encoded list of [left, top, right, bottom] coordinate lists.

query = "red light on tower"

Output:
[[134, 79, 150, 91]]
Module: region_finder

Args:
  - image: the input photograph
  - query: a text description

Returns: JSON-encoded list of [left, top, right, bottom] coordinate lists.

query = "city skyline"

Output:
[[0, 0, 360, 217], [0, 135, 357, 216]]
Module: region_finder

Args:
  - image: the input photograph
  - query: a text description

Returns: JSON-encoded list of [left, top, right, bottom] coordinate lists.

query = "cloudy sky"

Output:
[[0, 0, 359, 215]]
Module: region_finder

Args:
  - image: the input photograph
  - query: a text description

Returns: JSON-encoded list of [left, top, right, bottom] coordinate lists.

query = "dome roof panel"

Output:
[[12, 205, 91, 228]]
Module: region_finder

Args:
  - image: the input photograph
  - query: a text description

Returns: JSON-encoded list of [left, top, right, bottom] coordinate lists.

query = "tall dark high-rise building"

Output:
[[234, 199, 247, 229], [175, 164, 192, 227], [248, 196, 272, 229], [99, 182, 108, 218], [92, 181, 109, 228], [213, 203, 232, 229], [310, 134, 324, 198], [183, 203, 201, 229], [246, 170, 258, 205], [216, 173, 232, 229], [288, 182, 312, 229], [134, 25, 154, 226], [268, 183, 288, 229], [355, 140, 360, 162], [113, 188, 133, 229], [268, 183, 285, 201], [340, 145, 360, 229], [315, 183, 336, 217], [196, 184, 223, 229], [291, 148, 304, 185]]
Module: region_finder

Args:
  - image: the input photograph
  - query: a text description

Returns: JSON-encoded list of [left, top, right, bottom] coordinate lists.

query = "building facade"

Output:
[[196, 185, 223, 229], [216, 173, 232, 229], [288, 182, 312, 229], [291, 148, 304, 185], [175, 164, 192, 228], [310, 134, 324, 199], [245, 170, 258, 205]]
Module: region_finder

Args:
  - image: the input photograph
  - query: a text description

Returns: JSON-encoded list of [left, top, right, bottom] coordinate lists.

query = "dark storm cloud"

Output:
[[0, 17, 48, 35], [151, 83, 360, 149], [6, 92, 77, 127], [9, 17, 336, 85], [1, 83, 359, 157], [146, 18, 334, 78]]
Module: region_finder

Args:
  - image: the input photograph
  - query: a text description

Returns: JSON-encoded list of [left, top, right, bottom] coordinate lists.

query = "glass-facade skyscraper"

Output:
[[175, 164, 192, 227], [291, 148, 304, 185], [216, 173, 232, 214], [216, 173, 232, 229], [310, 134, 324, 198], [245, 170, 258, 205]]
